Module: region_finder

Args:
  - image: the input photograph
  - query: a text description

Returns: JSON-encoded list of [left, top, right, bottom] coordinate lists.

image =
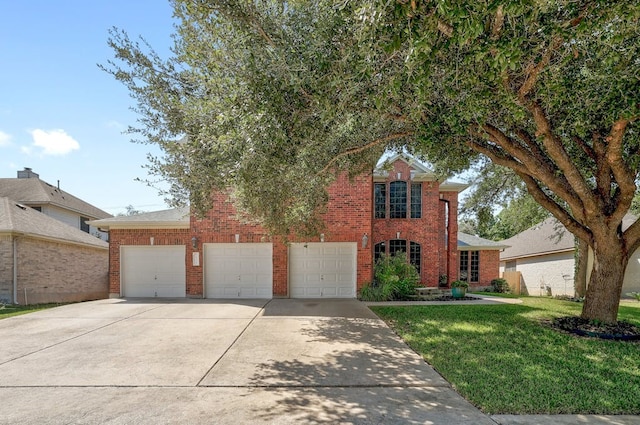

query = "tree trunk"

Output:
[[581, 246, 628, 324], [574, 238, 588, 298]]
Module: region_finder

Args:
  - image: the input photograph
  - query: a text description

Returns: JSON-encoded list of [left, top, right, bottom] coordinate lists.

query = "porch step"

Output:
[[415, 287, 451, 299]]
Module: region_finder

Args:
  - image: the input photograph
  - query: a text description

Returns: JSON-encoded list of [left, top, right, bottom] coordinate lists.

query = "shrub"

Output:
[[359, 252, 419, 301], [627, 292, 640, 301], [491, 278, 510, 293], [438, 274, 448, 287], [451, 280, 469, 288]]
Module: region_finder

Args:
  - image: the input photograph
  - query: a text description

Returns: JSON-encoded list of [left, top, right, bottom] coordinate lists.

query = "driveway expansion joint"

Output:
[[195, 299, 273, 387]]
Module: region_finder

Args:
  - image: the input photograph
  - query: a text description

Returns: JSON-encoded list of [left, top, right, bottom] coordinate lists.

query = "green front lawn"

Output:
[[0, 303, 62, 319], [372, 297, 640, 415]]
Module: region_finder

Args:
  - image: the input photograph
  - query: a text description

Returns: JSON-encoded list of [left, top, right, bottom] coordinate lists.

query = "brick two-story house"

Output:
[[90, 154, 505, 299]]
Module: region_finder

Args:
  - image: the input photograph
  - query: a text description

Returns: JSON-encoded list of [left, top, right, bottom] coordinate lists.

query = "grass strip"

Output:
[[372, 297, 640, 414]]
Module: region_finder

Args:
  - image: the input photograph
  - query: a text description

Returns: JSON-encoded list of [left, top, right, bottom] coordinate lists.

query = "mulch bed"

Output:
[[421, 295, 479, 302], [549, 316, 640, 341]]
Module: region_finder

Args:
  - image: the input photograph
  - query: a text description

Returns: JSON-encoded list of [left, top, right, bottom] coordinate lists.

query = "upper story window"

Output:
[[389, 181, 407, 218], [411, 183, 422, 218], [80, 216, 90, 233], [374, 183, 386, 219]]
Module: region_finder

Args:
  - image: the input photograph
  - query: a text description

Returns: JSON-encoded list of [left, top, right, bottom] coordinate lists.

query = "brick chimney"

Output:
[[17, 167, 39, 179]]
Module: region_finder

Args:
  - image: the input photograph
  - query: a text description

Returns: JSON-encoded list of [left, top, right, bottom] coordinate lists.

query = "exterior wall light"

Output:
[[191, 236, 198, 250], [362, 233, 369, 249], [320, 233, 325, 242]]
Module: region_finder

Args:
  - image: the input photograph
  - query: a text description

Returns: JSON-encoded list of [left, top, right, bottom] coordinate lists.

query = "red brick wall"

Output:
[[477, 250, 501, 287], [372, 159, 458, 287], [108, 229, 190, 296], [188, 172, 373, 297]]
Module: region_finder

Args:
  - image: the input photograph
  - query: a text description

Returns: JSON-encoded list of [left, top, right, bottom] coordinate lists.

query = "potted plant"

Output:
[[450, 280, 469, 298]]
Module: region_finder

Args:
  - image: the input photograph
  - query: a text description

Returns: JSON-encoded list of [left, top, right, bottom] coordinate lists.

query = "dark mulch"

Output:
[[550, 316, 640, 341], [423, 295, 479, 302]]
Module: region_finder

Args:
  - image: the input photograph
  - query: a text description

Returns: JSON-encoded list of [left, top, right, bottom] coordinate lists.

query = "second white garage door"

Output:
[[121, 246, 186, 298], [289, 242, 357, 298], [204, 243, 273, 298]]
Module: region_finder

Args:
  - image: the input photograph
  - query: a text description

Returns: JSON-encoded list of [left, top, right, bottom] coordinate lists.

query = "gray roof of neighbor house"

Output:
[[87, 207, 190, 230], [0, 197, 108, 248], [458, 232, 509, 251], [500, 214, 638, 261], [0, 177, 111, 219], [499, 218, 575, 261]]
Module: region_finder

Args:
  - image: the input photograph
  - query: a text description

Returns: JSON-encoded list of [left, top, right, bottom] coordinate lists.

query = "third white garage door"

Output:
[[289, 242, 356, 298], [204, 243, 273, 298]]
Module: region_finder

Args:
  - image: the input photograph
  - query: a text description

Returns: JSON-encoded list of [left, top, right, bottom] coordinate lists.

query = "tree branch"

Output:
[[317, 132, 413, 176], [606, 118, 636, 225], [519, 174, 593, 244], [518, 37, 563, 100], [528, 101, 598, 217]]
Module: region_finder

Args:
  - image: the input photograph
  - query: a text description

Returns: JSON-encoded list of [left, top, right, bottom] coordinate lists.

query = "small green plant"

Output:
[[438, 274, 448, 287], [451, 280, 469, 288], [359, 252, 419, 301], [626, 292, 640, 301], [490, 278, 510, 293]]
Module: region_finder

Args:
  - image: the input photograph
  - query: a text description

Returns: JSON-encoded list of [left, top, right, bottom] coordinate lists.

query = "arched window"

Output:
[[374, 242, 386, 264], [389, 181, 407, 218], [410, 242, 421, 274], [389, 239, 407, 255]]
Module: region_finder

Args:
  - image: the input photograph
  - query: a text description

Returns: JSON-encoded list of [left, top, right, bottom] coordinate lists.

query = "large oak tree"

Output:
[[104, 0, 639, 323]]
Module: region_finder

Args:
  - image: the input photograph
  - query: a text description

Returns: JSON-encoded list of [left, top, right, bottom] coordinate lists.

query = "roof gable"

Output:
[[0, 178, 111, 219], [0, 197, 108, 248]]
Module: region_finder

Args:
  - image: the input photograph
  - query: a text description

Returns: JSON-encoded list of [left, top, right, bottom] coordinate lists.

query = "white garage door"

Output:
[[289, 242, 356, 298], [121, 246, 186, 298], [204, 243, 273, 298]]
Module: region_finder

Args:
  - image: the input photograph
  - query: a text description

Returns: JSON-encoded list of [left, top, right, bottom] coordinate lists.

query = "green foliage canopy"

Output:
[[105, 0, 639, 322]]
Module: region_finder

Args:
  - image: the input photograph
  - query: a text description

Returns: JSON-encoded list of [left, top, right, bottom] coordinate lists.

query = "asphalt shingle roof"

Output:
[[457, 232, 509, 250], [0, 197, 108, 248], [500, 214, 638, 261], [0, 178, 111, 219], [87, 207, 190, 229], [499, 218, 573, 261]]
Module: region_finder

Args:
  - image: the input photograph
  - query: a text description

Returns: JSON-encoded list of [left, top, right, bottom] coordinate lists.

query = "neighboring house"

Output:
[[0, 197, 109, 304], [90, 154, 505, 299], [499, 217, 640, 297], [0, 168, 112, 240]]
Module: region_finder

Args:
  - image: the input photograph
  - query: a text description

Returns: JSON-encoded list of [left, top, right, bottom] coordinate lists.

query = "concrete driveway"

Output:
[[0, 298, 493, 424]]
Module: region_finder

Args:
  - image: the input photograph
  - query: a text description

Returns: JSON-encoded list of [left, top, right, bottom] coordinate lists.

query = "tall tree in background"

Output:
[[104, 1, 639, 323], [460, 162, 549, 240]]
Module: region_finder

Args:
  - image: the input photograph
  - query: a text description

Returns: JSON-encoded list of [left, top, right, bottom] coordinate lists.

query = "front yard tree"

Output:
[[104, 1, 638, 324]]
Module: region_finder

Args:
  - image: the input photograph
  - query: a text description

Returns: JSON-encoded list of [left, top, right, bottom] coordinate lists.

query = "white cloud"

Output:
[[29, 129, 80, 156], [0, 130, 11, 146]]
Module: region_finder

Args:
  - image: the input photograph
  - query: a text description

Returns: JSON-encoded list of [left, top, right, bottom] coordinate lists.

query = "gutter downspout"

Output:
[[439, 198, 450, 284], [13, 235, 18, 304]]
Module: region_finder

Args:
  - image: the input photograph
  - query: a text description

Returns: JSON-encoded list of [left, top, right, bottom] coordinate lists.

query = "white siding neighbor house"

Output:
[[499, 217, 640, 298]]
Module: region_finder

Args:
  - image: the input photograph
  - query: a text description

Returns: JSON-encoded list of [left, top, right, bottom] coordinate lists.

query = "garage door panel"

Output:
[[289, 243, 356, 298], [204, 243, 273, 299], [121, 246, 186, 298]]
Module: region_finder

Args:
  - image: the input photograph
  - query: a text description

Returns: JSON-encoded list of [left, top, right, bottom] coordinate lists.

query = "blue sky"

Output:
[[0, 1, 177, 215]]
